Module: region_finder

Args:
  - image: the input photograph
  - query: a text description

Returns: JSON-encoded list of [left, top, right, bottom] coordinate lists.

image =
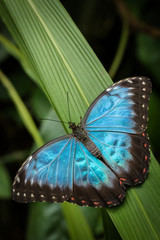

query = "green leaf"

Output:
[[0, 0, 112, 130], [0, 163, 11, 199], [107, 152, 160, 240], [0, 70, 43, 147], [62, 202, 94, 240], [27, 203, 69, 240], [101, 209, 121, 240], [0, 34, 37, 81], [39, 109, 66, 142], [0, 1, 160, 240]]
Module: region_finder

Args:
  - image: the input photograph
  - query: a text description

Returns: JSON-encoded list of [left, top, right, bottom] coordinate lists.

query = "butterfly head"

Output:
[[69, 122, 77, 131]]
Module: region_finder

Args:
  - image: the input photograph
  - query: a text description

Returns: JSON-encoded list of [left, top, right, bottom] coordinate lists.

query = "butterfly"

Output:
[[12, 77, 152, 207]]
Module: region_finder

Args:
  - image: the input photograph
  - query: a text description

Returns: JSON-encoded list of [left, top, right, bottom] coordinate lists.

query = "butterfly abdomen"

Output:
[[83, 137, 102, 158], [73, 126, 102, 158]]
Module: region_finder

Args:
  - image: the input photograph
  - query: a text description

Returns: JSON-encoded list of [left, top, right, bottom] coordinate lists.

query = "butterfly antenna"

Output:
[[40, 118, 69, 124], [67, 92, 71, 122]]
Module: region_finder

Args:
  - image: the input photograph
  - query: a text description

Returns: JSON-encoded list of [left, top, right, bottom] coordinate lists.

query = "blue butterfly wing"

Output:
[[83, 77, 152, 134], [88, 131, 150, 185], [83, 77, 151, 186], [12, 135, 124, 207], [12, 135, 74, 203], [69, 141, 125, 207]]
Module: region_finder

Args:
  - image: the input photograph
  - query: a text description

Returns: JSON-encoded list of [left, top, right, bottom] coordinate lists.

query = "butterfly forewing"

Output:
[[83, 76, 152, 134], [12, 135, 74, 203]]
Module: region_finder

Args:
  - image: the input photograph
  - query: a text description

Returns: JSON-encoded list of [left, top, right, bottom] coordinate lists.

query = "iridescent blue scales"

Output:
[[12, 77, 152, 207]]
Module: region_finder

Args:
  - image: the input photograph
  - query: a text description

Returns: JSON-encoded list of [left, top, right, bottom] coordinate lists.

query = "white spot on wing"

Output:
[[40, 194, 44, 198], [113, 86, 119, 90], [17, 176, 20, 183], [106, 87, 112, 92], [127, 92, 134, 96], [17, 192, 20, 196], [127, 80, 133, 83], [27, 156, 32, 162], [39, 180, 42, 187], [30, 178, 34, 185], [128, 101, 134, 104], [31, 193, 34, 197], [131, 112, 136, 115], [23, 193, 26, 197]]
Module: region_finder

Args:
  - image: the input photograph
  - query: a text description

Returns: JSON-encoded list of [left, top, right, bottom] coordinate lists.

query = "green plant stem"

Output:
[[62, 202, 95, 240], [109, 21, 129, 78], [0, 70, 43, 147], [0, 34, 36, 81]]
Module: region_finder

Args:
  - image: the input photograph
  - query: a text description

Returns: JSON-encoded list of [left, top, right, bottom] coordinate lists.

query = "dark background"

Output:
[[0, 0, 160, 239]]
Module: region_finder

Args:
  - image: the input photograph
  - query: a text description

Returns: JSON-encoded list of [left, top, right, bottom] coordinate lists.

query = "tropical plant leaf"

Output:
[[27, 202, 69, 240], [0, 34, 36, 81], [62, 202, 94, 240], [0, 0, 160, 240], [0, 0, 112, 131], [0, 70, 43, 147], [0, 163, 11, 199], [107, 152, 160, 240]]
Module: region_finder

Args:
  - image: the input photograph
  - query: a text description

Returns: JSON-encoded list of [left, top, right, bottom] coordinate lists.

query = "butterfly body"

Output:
[[12, 77, 152, 207], [70, 122, 102, 158]]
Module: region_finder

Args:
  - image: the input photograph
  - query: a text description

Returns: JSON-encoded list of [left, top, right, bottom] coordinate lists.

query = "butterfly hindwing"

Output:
[[68, 141, 125, 207], [87, 131, 150, 185]]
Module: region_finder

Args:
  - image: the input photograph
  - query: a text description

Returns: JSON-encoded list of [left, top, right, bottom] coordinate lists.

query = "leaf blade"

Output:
[[0, 1, 160, 239]]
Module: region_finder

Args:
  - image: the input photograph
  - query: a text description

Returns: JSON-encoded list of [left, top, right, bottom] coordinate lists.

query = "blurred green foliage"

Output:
[[0, 0, 160, 240]]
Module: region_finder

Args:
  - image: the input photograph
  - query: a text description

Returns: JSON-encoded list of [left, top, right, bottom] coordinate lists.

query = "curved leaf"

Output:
[[0, 1, 160, 239], [0, 163, 11, 199]]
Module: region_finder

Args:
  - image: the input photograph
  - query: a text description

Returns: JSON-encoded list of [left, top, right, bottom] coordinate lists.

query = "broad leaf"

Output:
[[0, 1, 160, 239]]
